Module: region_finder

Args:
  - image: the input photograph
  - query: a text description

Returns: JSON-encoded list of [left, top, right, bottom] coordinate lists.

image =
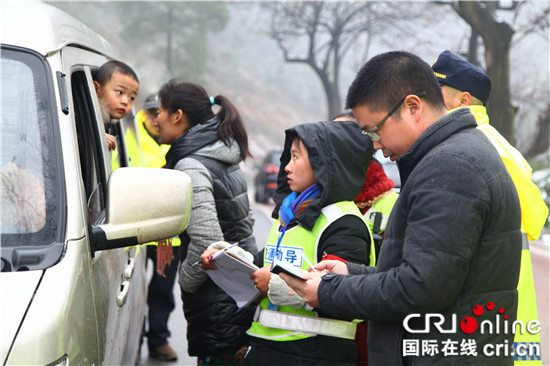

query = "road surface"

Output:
[[138, 203, 550, 366], [138, 202, 274, 366]]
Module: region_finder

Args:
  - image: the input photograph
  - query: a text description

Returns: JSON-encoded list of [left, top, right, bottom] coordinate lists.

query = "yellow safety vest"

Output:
[[247, 201, 374, 342], [110, 118, 143, 170], [452, 106, 544, 364], [135, 110, 181, 247], [463, 106, 549, 241], [364, 190, 399, 235], [135, 110, 170, 169]]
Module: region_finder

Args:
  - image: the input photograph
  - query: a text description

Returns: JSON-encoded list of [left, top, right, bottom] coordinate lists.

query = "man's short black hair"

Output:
[[332, 111, 355, 121], [93, 60, 139, 85], [346, 51, 445, 113]]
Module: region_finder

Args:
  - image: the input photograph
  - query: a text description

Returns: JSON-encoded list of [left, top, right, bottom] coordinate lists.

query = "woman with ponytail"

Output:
[[156, 79, 256, 365]]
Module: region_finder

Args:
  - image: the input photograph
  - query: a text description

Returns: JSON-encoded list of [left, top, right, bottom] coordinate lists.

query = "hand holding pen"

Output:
[[196, 242, 240, 270], [198, 248, 219, 270]]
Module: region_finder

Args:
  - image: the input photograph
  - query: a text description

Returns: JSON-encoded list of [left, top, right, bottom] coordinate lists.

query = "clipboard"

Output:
[[204, 245, 261, 308]]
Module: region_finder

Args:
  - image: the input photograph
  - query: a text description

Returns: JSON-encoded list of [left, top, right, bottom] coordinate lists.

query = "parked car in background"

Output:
[[1, 3, 192, 365], [254, 148, 282, 203]]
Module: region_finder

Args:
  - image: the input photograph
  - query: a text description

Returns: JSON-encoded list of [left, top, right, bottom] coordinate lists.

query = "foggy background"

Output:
[[47, 1, 549, 171]]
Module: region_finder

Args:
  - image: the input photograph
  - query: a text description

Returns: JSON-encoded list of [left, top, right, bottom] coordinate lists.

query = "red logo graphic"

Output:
[[460, 302, 508, 334]]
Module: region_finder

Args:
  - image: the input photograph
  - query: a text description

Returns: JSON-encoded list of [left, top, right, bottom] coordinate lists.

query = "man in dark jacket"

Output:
[[281, 51, 522, 366]]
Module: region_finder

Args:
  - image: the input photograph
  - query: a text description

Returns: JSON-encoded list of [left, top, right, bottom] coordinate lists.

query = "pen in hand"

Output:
[[197, 243, 238, 270], [193, 255, 213, 267], [196, 254, 218, 270], [302, 253, 318, 272]]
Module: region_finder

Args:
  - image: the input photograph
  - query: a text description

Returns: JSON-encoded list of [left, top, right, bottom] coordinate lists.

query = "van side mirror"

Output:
[[92, 167, 192, 252]]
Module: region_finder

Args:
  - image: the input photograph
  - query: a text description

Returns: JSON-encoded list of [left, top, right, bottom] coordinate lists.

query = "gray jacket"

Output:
[[318, 109, 522, 366], [165, 117, 256, 293]]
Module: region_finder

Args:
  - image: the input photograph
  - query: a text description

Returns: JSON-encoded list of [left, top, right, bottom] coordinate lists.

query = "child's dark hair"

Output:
[[158, 79, 251, 160], [93, 60, 139, 85]]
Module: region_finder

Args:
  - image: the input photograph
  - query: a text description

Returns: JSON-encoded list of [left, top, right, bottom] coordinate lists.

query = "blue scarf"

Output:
[[276, 184, 321, 251], [268, 184, 321, 311]]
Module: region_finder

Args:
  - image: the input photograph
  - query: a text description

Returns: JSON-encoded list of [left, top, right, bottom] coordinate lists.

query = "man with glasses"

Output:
[[281, 51, 522, 366]]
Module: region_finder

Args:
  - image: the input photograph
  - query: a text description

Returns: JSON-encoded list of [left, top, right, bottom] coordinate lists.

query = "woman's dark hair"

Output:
[[158, 79, 251, 160], [93, 60, 139, 85]]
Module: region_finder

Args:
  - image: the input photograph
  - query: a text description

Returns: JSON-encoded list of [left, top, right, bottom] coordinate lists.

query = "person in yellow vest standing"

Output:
[[139, 93, 181, 362], [432, 50, 548, 365], [202, 120, 376, 366]]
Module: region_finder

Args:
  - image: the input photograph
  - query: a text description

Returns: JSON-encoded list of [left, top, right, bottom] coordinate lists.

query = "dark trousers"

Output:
[[145, 245, 180, 348], [244, 342, 355, 366]]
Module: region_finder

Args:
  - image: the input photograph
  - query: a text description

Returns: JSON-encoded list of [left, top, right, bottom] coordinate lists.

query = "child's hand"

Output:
[[106, 133, 116, 150], [250, 266, 272, 293]]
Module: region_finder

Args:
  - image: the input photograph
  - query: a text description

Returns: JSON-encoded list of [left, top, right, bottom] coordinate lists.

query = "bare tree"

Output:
[[120, 2, 229, 80], [525, 104, 550, 159], [265, 2, 375, 119], [438, 0, 550, 151], [455, 2, 515, 142], [52, 1, 229, 82]]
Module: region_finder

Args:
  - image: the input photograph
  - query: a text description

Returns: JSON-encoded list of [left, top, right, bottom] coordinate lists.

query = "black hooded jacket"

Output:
[[249, 121, 375, 365], [270, 120, 375, 263], [273, 120, 375, 229]]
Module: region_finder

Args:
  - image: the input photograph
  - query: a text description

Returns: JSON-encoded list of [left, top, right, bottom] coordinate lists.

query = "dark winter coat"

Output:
[[317, 109, 522, 366], [165, 116, 256, 358]]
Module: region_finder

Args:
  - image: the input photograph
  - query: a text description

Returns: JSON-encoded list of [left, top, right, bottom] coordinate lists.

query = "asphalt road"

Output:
[[138, 200, 550, 366], [138, 202, 274, 366]]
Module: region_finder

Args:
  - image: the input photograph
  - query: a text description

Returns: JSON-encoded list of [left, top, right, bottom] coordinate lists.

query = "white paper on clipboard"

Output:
[[205, 245, 261, 308]]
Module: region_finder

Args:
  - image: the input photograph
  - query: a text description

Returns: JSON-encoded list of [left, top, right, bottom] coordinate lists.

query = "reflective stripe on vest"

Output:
[[257, 309, 358, 340], [247, 201, 372, 342]]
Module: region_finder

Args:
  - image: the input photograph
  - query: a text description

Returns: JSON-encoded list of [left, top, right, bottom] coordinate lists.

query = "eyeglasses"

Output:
[[362, 91, 427, 141]]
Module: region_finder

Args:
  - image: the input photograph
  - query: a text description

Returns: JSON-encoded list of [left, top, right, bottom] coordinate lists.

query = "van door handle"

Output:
[[123, 257, 135, 279], [117, 280, 130, 307]]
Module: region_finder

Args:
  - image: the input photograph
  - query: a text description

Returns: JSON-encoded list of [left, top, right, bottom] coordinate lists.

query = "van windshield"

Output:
[[1, 46, 64, 271]]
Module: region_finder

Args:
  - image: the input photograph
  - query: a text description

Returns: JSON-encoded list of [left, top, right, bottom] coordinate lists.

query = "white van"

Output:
[[0, 2, 192, 365]]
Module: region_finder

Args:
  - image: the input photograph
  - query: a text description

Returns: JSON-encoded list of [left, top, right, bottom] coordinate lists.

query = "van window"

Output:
[[71, 70, 107, 225], [1, 46, 64, 271]]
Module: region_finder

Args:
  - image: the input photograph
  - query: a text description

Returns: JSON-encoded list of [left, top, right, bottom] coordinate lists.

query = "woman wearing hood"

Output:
[[156, 80, 256, 365], [202, 120, 375, 365]]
